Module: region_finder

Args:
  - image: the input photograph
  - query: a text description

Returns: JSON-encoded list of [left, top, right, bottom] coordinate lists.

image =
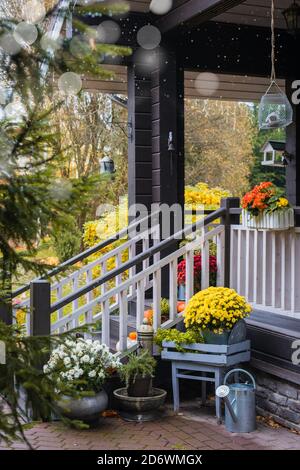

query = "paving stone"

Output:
[[3, 410, 300, 451]]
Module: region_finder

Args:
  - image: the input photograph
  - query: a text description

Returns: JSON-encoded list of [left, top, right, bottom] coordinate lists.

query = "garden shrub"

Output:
[[52, 217, 82, 263]]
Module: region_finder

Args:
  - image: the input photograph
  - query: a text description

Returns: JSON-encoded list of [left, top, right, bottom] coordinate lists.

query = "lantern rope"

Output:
[[270, 0, 276, 82]]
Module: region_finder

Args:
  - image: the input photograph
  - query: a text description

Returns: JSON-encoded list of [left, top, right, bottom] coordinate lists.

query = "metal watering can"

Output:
[[216, 368, 256, 433]]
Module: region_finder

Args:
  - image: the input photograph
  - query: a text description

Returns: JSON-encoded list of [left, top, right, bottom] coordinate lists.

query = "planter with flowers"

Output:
[[184, 286, 252, 345], [242, 182, 294, 230], [177, 254, 217, 300], [44, 338, 121, 424]]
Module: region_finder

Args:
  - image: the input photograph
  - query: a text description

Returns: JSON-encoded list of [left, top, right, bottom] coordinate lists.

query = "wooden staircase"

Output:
[[11, 208, 227, 354]]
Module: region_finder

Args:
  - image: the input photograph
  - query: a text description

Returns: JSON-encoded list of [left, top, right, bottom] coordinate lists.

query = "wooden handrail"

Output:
[[50, 207, 226, 313], [11, 210, 160, 299]]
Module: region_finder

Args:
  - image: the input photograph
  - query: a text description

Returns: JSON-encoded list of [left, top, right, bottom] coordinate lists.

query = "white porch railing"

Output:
[[13, 225, 160, 335], [49, 223, 225, 351], [230, 225, 300, 318]]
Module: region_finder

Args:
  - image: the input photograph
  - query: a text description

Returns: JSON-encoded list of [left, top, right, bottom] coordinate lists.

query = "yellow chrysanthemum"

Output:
[[184, 286, 251, 332], [277, 197, 289, 208]]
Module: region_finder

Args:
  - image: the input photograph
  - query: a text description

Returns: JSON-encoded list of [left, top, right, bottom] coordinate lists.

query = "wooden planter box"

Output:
[[161, 340, 251, 366], [242, 208, 294, 230]]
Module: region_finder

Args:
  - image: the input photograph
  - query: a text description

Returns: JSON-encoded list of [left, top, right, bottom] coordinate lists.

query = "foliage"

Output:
[[160, 298, 170, 318], [51, 216, 81, 263], [177, 254, 217, 289], [0, 3, 131, 286], [55, 93, 128, 229], [83, 196, 128, 247], [185, 100, 255, 196], [185, 182, 231, 210], [184, 287, 252, 333], [44, 338, 120, 394], [91, 320, 102, 332], [242, 182, 290, 216], [119, 350, 156, 388], [0, 321, 90, 446], [154, 328, 203, 352]]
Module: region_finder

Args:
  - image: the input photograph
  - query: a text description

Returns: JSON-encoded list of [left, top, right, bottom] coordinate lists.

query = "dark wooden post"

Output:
[[0, 298, 12, 325], [151, 43, 184, 213], [127, 65, 153, 215], [30, 281, 51, 336], [0, 258, 12, 325], [221, 197, 240, 288], [151, 43, 184, 296], [286, 78, 300, 225]]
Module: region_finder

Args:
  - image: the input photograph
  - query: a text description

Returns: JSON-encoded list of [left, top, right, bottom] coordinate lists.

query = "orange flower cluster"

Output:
[[242, 182, 275, 212]]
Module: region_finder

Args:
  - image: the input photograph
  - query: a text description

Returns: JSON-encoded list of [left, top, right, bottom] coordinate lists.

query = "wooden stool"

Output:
[[162, 340, 251, 423]]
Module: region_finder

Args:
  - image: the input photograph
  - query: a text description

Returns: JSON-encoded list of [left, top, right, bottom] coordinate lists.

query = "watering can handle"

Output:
[[224, 369, 256, 389]]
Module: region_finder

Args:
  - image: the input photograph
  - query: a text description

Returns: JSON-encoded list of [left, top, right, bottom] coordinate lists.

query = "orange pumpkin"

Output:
[[144, 309, 153, 324], [128, 331, 137, 341], [177, 301, 186, 313]]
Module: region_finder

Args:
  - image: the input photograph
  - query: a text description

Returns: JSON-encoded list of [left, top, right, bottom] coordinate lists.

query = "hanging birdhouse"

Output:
[[261, 140, 286, 167], [258, 83, 293, 130]]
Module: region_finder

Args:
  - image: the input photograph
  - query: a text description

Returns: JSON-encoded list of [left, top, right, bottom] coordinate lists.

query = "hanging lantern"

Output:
[[282, 1, 300, 35], [100, 155, 115, 175], [258, 82, 293, 130], [258, 0, 293, 130]]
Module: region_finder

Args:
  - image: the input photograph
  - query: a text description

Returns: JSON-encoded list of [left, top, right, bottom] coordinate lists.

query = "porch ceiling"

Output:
[[214, 0, 290, 29], [82, 65, 285, 102], [126, 0, 289, 29]]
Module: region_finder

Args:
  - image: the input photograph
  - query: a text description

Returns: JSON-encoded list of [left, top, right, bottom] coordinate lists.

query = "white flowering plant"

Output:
[[44, 338, 121, 394]]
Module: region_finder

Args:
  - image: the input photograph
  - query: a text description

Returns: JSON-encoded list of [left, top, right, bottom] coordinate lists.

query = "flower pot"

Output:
[[202, 319, 247, 345], [127, 375, 152, 397], [242, 208, 294, 230], [113, 387, 167, 422], [57, 389, 108, 424], [201, 329, 231, 345]]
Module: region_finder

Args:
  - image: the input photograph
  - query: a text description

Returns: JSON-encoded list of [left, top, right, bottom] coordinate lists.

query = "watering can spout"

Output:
[[216, 385, 238, 422]]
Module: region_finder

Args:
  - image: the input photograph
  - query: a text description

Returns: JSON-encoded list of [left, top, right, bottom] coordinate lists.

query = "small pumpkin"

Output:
[[128, 331, 137, 341], [177, 301, 186, 313], [144, 309, 153, 324]]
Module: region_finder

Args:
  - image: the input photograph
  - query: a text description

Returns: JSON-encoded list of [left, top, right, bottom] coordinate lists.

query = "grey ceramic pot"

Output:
[[57, 389, 108, 424]]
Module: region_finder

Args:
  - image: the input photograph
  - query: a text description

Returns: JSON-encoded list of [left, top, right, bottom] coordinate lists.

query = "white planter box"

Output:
[[242, 208, 294, 230]]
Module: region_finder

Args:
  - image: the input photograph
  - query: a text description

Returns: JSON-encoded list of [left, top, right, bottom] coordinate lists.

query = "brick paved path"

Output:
[[1, 404, 300, 450]]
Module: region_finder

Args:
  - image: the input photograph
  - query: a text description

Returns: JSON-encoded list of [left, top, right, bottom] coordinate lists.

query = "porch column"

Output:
[[151, 44, 185, 211], [127, 65, 152, 215], [286, 78, 300, 224], [151, 44, 185, 296]]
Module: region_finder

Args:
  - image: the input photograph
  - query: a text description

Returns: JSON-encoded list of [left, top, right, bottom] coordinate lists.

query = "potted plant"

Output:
[[44, 338, 120, 423], [241, 181, 294, 230], [184, 286, 252, 344], [119, 350, 156, 397], [177, 254, 217, 300]]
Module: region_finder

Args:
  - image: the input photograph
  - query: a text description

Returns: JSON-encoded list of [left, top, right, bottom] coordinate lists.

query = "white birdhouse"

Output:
[[261, 140, 286, 167]]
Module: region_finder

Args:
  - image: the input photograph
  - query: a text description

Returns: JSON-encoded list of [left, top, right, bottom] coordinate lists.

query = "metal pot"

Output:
[[113, 387, 167, 422], [57, 389, 108, 424], [127, 376, 152, 397], [201, 329, 231, 345]]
